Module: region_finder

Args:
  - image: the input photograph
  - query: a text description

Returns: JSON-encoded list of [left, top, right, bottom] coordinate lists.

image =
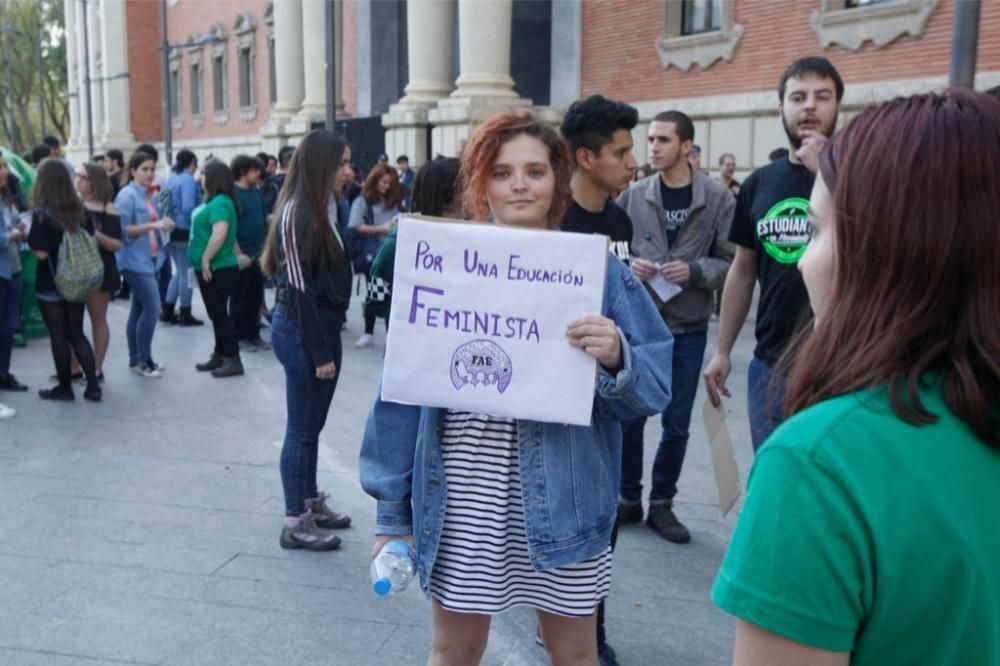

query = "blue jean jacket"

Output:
[[114, 181, 165, 275], [359, 257, 673, 593]]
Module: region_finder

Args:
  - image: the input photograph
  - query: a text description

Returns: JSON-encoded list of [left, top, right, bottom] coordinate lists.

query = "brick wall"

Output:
[[582, 0, 1000, 102], [163, 0, 273, 142], [125, 0, 163, 142]]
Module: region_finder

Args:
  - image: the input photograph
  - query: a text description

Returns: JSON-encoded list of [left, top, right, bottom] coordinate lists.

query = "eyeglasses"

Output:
[[74, 172, 90, 180]]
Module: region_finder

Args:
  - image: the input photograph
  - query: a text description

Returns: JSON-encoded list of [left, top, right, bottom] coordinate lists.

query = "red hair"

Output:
[[362, 163, 405, 210], [460, 110, 572, 229], [784, 90, 1000, 446]]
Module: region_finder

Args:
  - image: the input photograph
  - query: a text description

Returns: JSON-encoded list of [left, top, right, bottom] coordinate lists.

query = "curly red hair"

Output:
[[460, 111, 572, 229]]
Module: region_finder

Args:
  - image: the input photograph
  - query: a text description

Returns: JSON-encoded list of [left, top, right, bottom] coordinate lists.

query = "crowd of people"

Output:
[[1, 55, 997, 666]]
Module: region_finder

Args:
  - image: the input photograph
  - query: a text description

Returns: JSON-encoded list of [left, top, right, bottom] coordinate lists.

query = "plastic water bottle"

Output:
[[370, 540, 417, 596]]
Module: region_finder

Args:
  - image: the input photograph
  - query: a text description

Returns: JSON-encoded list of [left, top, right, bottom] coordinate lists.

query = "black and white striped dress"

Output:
[[429, 411, 613, 617]]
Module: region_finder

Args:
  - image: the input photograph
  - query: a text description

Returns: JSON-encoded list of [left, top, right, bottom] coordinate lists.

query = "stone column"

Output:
[[429, 0, 530, 157], [88, 3, 105, 152], [290, 0, 326, 130], [75, 0, 92, 159], [334, 0, 346, 116], [261, 0, 304, 150], [99, 0, 133, 146], [64, 0, 81, 152], [383, 0, 457, 167]]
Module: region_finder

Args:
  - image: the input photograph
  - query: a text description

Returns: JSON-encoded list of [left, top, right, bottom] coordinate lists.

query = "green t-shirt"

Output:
[[712, 379, 999, 665], [188, 194, 239, 270]]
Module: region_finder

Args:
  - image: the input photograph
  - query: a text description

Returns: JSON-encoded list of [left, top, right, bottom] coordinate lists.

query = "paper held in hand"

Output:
[[701, 398, 742, 517], [381, 215, 609, 426]]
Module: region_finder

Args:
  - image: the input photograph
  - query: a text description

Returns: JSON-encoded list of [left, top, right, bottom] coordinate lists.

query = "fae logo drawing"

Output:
[[450, 340, 513, 394]]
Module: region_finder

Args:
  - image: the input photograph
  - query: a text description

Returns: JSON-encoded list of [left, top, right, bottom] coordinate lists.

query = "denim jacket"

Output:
[[164, 170, 200, 231], [114, 181, 165, 275], [359, 257, 673, 593], [0, 204, 21, 280]]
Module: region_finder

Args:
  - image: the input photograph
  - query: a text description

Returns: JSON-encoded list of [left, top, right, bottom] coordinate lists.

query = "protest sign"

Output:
[[381, 215, 609, 425]]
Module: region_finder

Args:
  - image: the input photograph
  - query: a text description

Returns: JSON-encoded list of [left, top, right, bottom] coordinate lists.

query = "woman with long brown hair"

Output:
[[347, 163, 404, 348], [262, 129, 355, 551], [712, 90, 1000, 665], [27, 159, 101, 401], [73, 162, 122, 381]]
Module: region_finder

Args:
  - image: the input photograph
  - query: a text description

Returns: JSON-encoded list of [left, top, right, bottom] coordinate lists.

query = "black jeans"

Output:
[[196, 266, 239, 358], [231, 261, 264, 341]]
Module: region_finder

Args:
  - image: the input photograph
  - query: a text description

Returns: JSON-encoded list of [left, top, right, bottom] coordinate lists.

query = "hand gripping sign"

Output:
[[381, 216, 609, 426]]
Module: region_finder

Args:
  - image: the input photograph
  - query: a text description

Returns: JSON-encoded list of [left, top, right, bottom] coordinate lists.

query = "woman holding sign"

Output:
[[261, 130, 355, 552], [361, 112, 673, 665]]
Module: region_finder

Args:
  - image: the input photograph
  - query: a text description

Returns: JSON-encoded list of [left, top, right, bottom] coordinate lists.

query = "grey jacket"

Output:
[[616, 170, 736, 334]]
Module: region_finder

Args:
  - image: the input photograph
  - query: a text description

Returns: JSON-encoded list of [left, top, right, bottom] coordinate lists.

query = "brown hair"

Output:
[[81, 162, 115, 204], [33, 158, 85, 231], [784, 90, 1000, 447], [460, 110, 572, 230], [124, 151, 156, 186], [261, 129, 348, 276], [361, 163, 404, 210]]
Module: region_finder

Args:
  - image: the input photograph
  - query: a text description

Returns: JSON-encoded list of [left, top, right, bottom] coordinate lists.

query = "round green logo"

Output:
[[755, 197, 811, 264]]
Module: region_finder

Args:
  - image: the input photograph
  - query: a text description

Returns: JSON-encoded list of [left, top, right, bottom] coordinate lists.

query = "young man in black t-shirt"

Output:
[[703, 57, 844, 451], [559, 93, 642, 666]]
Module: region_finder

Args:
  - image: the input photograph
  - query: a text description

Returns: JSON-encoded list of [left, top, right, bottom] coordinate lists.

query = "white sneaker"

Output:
[[354, 333, 374, 348], [0, 402, 15, 419]]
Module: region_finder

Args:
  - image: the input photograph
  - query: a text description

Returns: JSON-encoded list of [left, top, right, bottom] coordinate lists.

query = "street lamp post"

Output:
[[159, 0, 221, 166]]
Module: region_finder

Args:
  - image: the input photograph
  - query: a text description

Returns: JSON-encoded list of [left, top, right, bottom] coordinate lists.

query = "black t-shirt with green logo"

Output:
[[729, 157, 814, 364]]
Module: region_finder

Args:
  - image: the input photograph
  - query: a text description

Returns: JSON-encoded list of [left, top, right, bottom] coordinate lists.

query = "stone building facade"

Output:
[[64, 0, 1000, 176]]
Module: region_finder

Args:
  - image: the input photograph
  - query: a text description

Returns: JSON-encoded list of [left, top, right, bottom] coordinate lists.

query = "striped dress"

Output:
[[429, 411, 613, 617]]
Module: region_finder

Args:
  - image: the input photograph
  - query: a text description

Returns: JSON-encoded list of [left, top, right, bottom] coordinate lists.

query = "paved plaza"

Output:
[[0, 292, 759, 666]]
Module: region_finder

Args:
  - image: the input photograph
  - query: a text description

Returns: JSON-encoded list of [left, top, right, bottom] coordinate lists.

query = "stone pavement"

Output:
[[0, 292, 759, 666]]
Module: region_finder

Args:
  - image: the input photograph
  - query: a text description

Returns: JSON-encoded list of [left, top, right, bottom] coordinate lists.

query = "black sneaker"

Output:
[[0, 372, 28, 391], [616, 501, 643, 526], [39, 384, 74, 401], [646, 501, 691, 544], [598, 642, 622, 666]]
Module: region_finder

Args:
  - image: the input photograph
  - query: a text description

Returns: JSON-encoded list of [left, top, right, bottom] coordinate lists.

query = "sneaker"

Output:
[[159, 306, 177, 324], [130, 360, 162, 379], [0, 402, 15, 418], [598, 642, 621, 666], [150, 359, 166, 372], [354, 333, 374, 348], [616, 501, 643, 527], [304, 492, 352, 529], [238, 340, 259, 353], [39, 384, 75, 401], [279, 512, 341, 551], [177, 309, 204, 327], [646, 501, 691, 544], [0, 372, 28, 391]]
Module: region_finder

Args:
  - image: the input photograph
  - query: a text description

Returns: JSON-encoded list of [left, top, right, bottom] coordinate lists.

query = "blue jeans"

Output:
[[271, 307, 344, 516], [122, 270, 161, 366], [164, 241, 193, 308], [0, 273, 21, 374], [747, 356, 787, 452], [620, 330, 707, 503]]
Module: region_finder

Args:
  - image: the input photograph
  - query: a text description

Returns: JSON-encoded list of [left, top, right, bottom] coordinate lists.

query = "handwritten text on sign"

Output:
[[381, 216, 609, 425]]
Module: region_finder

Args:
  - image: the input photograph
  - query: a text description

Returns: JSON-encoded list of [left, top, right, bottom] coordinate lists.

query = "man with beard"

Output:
[[703, 57, 843, 451]]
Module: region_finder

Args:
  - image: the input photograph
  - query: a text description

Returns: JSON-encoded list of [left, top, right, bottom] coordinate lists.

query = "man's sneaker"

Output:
[[131, 360, 162, 378], [0, 402, 15, 418], [646, 501, 691, 544], [304, 492, 352, 529], [39, 384, 74, 401], [279, 512, 341, 551], [211, 356, 245, 378], [598, 642, 621, 666], [616, 501, 643, 527], [354, 333, 373, 348]]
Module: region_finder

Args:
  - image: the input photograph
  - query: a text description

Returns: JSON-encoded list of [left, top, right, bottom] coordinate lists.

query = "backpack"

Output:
[[54, 226, 104, 302], [346, 199, 382, 276]]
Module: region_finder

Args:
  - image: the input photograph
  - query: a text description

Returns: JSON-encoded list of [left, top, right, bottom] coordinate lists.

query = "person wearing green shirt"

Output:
[[189, 161, 244, 378], [712, 90, 999, 665]]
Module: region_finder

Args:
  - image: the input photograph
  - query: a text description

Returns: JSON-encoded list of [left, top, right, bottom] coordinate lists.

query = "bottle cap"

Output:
[[373, 578, 391, 596]]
